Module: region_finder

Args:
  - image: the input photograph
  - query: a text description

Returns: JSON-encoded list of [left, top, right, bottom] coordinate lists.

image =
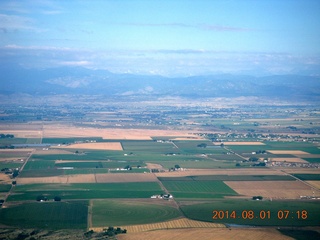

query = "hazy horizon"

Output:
[[1, 0, 320, 77]]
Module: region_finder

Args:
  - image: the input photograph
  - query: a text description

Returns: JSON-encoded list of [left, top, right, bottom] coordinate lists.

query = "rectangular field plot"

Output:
[[0, 201, 88, 229], [159, 159, 237, 169], [7, 182, 162, 201], [174, 141, 226, 154], [293, 174, 320, 181], [92, 199, 182, 227], [162, 180, 237, 199], [180, 199, 320, 226], [56, 142, 123, 150], [121, 140, 179, 154], [225, 181, 318, 199]]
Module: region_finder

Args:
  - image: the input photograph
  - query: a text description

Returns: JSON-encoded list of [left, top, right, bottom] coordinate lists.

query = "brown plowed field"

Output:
[[56, 142, 123, 150], [116, 227, 293, 240], [155, 168, 286, 177], [225, 180, 317, 199], [95, 173, 158, 183]]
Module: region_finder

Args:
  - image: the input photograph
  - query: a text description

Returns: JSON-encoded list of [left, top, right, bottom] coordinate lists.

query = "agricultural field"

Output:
[[0, 103, 319, 234], [0, 201, 88, 229]]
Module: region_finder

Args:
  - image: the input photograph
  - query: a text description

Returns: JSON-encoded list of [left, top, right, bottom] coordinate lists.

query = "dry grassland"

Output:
[[271, 158, 308, 163], [225, 181, 316, 199], [155, 168, 286, 177], [116, 227, 293, 240], [306, 181, 320, 190], [95, 173, 158, 183], [267, 150, 309, 155], [0, 130, 41, 138], [56, 142, 123, 150], [218, 142, 265, 145], [42, 124, 199, 140]]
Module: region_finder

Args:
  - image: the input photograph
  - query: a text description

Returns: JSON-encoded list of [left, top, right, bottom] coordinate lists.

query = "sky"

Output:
[[1, 0, 320, 76]]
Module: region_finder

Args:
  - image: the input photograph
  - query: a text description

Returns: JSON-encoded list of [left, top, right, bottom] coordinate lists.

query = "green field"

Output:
[[0, 184, 11, 192], [159, 175, 295, 181], [92, 199, 182, 227], [180, 199, 320, 226], [293, 174, 320, 180], [8, 182, 162, 201], [162, 180, 237, 199], [0, 201, 88, 229]]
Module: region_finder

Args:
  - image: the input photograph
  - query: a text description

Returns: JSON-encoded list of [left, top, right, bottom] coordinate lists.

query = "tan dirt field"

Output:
[[116, 228, 293, 240], [42, 125, 200, 140], [270, 158, 308, 163], [224, 181, 317, 199], [55, 142, 123, 150], [267, 150, 309, 155], [306, 181, 320, 190], [0, 130, 41, 138], [0, 173, 11, 183], [95, 173, 158, 183], [155, 168, 287, 177], [0, 149, 33, 153], [218, 142, 265, 145]]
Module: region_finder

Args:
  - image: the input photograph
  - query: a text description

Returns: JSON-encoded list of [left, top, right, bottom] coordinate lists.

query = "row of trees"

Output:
[[0, 134, 14, 138]]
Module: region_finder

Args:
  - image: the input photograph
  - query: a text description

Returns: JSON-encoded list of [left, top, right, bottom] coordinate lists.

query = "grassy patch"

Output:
[[92, 199, 181, 227], [0, 201, 88, 229], [293, 174, 320, 180], [162, 180, 237, 199]]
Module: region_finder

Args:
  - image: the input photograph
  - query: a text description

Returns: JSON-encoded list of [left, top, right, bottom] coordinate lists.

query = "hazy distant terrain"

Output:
[[2, 65, 320, 101]]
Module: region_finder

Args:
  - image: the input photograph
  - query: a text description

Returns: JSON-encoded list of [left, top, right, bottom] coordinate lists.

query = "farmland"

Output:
[[0, 99, 319, 238]]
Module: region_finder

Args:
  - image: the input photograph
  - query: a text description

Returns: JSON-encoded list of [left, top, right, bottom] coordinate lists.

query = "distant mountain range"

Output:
[[1, 65, 320, 101]]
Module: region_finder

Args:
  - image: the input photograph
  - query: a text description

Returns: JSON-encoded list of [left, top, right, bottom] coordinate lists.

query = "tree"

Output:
[[54, 196, 61, 201], [249, 157, 259, 162], [174, 164, 180, 169]]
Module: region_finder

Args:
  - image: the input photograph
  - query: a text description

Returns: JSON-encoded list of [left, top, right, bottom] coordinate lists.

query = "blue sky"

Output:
[[1, 0, 320, 76]]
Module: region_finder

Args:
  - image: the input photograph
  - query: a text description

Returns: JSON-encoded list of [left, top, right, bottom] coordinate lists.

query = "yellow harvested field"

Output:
[[116, 227, 293, 240], [95, 173, 158, 183], [56, 142, 123, 150], [270, 158, 308, 163], [267, 150, 309, 155], [42, 124, 199, 140], [306, 181, 320, 189], [91, 218, 225, 233], [155, 168, 286, 177], [225, 181, 317, 199], [0, 149, 33, 153], [219, 142, 265, 145], [17, 174, 97, 184]]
